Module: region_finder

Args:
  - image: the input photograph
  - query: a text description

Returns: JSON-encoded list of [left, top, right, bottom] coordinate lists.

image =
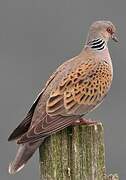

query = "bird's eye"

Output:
[[106, 27, 113, 34]]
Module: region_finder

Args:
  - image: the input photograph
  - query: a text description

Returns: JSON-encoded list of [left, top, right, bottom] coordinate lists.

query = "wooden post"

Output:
[[39, 123, 119, 180]]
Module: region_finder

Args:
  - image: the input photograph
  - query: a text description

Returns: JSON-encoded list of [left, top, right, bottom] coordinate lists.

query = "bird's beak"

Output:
[[112, 33, 118, 42]]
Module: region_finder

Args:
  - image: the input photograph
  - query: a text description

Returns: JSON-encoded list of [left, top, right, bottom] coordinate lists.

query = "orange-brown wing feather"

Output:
[[46, 59, 112, 116]]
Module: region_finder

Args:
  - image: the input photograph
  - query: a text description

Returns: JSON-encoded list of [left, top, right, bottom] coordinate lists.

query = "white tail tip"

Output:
[[8, 162, 25, 174]]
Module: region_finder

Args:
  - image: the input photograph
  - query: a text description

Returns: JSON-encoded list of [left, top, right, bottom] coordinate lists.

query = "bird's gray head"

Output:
[[85, 20, 118, 51]]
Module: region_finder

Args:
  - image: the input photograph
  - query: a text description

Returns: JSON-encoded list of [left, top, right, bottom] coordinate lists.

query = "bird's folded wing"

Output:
[[47, 59, 103, 116], [17, 59, 112, 144], [46, 59, 112, 116]]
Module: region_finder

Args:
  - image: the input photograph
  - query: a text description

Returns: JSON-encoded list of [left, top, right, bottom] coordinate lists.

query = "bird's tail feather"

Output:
[[8, 140, 43, 174]]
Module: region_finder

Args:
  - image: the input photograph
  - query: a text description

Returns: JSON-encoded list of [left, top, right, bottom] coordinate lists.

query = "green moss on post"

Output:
[[39, 123, 119, 180]]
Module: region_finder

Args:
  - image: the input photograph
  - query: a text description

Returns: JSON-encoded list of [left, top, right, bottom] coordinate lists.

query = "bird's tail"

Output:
[[8, 140, 43, 174]]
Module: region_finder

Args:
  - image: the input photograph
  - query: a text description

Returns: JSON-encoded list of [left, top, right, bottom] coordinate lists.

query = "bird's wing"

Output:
[[46, 59, 112, 116], [17, 59, 112, 144], [8, 70, 59, 141]]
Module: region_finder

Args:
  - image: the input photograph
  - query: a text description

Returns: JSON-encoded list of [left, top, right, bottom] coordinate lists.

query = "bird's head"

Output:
[[88, 20, 118, 43]]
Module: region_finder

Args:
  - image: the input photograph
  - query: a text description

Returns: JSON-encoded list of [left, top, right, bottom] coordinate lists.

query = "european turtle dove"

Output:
[[8, 20, 118, 174]]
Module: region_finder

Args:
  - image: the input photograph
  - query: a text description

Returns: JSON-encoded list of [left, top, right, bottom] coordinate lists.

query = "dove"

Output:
[[8, 20, 118, 174]]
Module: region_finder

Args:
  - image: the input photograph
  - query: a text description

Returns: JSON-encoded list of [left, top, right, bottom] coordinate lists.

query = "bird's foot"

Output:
[[72, 118, 97, 126]]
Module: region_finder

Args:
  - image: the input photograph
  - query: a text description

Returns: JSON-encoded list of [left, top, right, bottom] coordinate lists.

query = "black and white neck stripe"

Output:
[[87, 38, 106, 51]]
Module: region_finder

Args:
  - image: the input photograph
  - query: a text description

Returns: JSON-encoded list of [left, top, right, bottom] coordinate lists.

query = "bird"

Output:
[[8, 20, 118, 174]]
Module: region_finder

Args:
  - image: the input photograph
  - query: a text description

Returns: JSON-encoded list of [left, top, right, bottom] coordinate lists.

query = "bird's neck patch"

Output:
[[86, 38, 107, 51]]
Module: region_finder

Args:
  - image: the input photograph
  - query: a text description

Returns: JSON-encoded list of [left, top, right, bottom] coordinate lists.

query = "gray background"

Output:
[[0, 0, 125, 179]]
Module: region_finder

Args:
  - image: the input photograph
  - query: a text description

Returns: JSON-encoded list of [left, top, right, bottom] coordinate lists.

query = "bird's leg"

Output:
[[72, 118, 97, 126]]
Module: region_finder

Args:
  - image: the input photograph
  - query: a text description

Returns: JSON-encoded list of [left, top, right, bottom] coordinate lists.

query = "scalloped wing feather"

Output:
[[46, 59, 112, 116]]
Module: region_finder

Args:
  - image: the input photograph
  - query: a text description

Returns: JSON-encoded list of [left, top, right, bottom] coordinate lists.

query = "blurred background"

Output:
[[0, 0, 125, 179]]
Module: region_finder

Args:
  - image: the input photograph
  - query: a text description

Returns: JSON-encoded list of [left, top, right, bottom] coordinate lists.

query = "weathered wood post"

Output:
[[39, 123, 119, 180]]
